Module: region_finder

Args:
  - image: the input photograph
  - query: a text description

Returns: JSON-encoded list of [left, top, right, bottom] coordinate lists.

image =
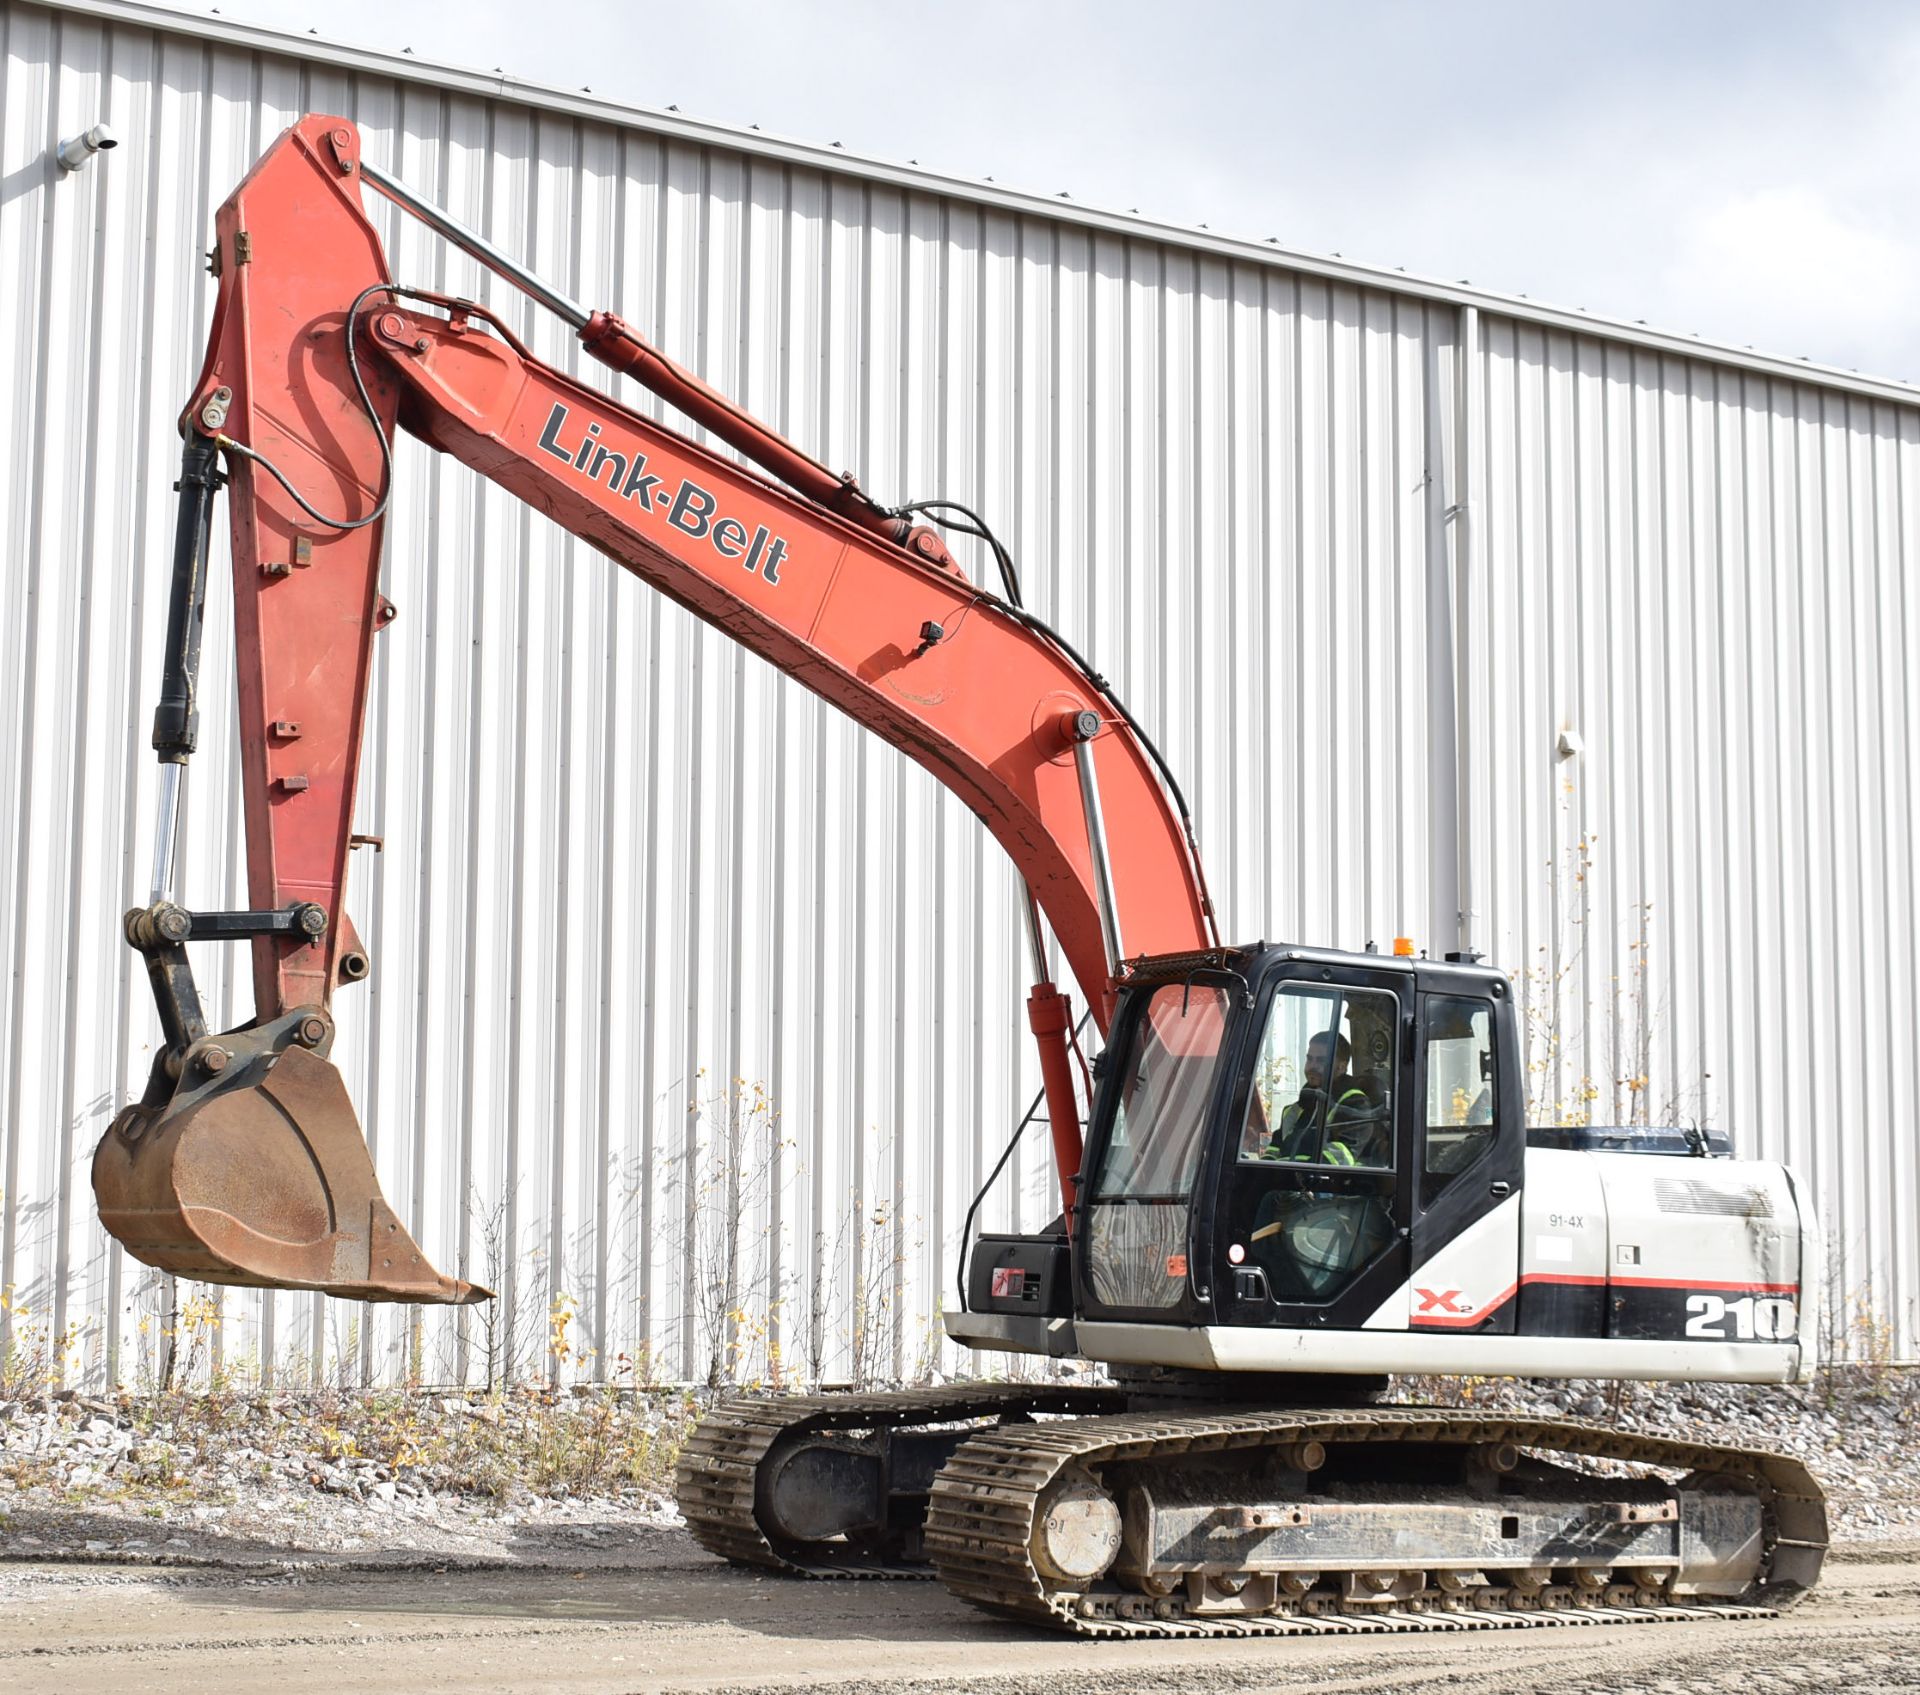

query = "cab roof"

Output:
[[1125, 941, 1512, 995]]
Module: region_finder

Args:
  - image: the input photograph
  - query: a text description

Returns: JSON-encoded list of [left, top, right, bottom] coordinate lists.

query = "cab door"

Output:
[[1208, 972, 1414, 1330], [1402, 986, 1524, 1333]]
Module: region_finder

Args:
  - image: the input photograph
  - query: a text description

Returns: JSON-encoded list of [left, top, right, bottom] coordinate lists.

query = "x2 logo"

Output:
[[1416, 1287, 1468, 1315]]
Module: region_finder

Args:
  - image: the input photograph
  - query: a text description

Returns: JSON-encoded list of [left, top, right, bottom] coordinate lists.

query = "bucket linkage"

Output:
[[94, 901, 484, 1304], [93, 433, 484, 1306]]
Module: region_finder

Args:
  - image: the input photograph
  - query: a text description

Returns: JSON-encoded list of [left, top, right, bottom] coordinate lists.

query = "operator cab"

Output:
[[962, 944, 1524, 1337]]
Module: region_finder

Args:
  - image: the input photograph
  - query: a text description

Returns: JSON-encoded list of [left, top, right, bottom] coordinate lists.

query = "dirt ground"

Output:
[[6, 1375, 1917, 1691], [1, 1537, 1916, 1695]]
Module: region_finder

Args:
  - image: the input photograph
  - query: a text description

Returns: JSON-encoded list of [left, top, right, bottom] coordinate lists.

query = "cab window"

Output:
[[1084, 982, 1229, 1312], [1238, 985, 1397, 1170], [1423, 995, 1497, 1199], [1089, 983, 1229, 1201]]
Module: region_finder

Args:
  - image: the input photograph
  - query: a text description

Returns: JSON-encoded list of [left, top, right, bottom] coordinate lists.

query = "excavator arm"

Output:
[[94, 115, 1213, 1304]]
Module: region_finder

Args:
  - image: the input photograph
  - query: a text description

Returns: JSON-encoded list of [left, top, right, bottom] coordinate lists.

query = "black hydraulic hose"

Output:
[[209, 281, 399, 532], [999, 598, 1222, 949], [956, 1005, 1098, 1313], [896, 498, 1023, 606], [895, 500, 1220, 949], [955, 1104, 1041, 1310], [150, 432, 225, 763], [955, 1005, 1094, 1310], [156, 282, 404, 772]]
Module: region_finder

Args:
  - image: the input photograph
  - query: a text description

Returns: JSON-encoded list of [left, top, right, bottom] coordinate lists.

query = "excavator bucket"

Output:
[[94, 1038, 485, 1304]]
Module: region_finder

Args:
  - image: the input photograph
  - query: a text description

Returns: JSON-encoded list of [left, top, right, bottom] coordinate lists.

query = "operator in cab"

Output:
[[1260, 1030, 1385, 1167]]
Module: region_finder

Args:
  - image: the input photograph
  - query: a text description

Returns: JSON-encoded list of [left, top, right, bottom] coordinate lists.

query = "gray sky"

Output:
[[207, 0, 1920, 382]]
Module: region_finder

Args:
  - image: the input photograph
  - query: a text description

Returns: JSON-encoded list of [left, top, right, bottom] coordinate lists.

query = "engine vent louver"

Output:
[[1652, 1176, 1771, 1218]]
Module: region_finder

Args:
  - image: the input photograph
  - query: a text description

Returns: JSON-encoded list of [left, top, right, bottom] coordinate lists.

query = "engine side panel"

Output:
[[1594, 1152, 1804, 1346]]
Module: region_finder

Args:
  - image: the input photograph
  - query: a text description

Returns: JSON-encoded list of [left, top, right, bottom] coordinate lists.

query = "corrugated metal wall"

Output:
[[1, 0, 1913, 1388], [1468, 327, 1920, 1362]]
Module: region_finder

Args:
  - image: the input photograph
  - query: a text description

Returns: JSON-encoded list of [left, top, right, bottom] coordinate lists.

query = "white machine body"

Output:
[[955, 1149, 1819, 1385]]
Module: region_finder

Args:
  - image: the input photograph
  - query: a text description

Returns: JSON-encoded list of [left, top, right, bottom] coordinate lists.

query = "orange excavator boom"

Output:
[[96, 115, 1215, 1304]]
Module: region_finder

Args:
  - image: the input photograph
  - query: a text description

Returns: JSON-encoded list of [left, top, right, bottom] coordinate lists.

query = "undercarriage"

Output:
[[675, 1386, 1827, 1638]]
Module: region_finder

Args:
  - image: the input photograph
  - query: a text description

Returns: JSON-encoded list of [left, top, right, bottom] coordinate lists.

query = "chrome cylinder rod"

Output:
[[151, 762, 182, 903], [1022, 890, 1051, 986], [358, 156, 593, 331], [1069, 715, 1125, 979]]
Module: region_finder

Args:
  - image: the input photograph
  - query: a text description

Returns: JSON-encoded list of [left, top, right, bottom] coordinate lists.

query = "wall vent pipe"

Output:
[[56, 122, 117, 171]]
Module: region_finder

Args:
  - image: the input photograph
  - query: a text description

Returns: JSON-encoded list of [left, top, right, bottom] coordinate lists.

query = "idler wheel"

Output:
[[1030, 1466, 1121, 1585]]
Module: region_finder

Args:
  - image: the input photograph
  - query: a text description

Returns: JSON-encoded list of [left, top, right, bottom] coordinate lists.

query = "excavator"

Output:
[[93, 116, 1827, 1638]]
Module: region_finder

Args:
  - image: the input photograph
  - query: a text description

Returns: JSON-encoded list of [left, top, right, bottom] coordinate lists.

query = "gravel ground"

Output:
[[0, 1369, 1913, 1565], [2, 1375, 1916, 1694], [1, 1551, 1916, 1694], [0, 1383, 692, 1565]]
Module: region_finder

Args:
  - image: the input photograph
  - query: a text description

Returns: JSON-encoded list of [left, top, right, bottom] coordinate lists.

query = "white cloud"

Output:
[[1663, 188, 1918, 374]]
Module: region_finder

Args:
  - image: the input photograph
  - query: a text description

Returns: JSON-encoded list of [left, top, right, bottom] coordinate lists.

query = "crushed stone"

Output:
[[1, 1370, 1913, 1567]]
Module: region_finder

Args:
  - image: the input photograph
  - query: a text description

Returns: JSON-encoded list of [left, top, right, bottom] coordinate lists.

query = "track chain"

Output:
[[674, 1383, 1127, 1577], [677, 1391, 1826, 1639], [922, 1404, 1828, 1639]]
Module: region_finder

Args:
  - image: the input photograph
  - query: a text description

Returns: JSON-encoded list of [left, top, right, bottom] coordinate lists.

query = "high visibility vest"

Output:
[[1265, 1084, 1372, 1165], [1261, 1137, 1359, 1167]]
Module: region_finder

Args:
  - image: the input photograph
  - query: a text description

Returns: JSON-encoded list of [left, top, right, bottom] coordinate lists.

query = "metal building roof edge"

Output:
[[39, 0, 1920, 412]]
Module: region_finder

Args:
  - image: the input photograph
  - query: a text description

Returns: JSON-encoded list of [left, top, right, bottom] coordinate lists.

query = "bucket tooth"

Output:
[[93, 1041, 486, 1305]]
